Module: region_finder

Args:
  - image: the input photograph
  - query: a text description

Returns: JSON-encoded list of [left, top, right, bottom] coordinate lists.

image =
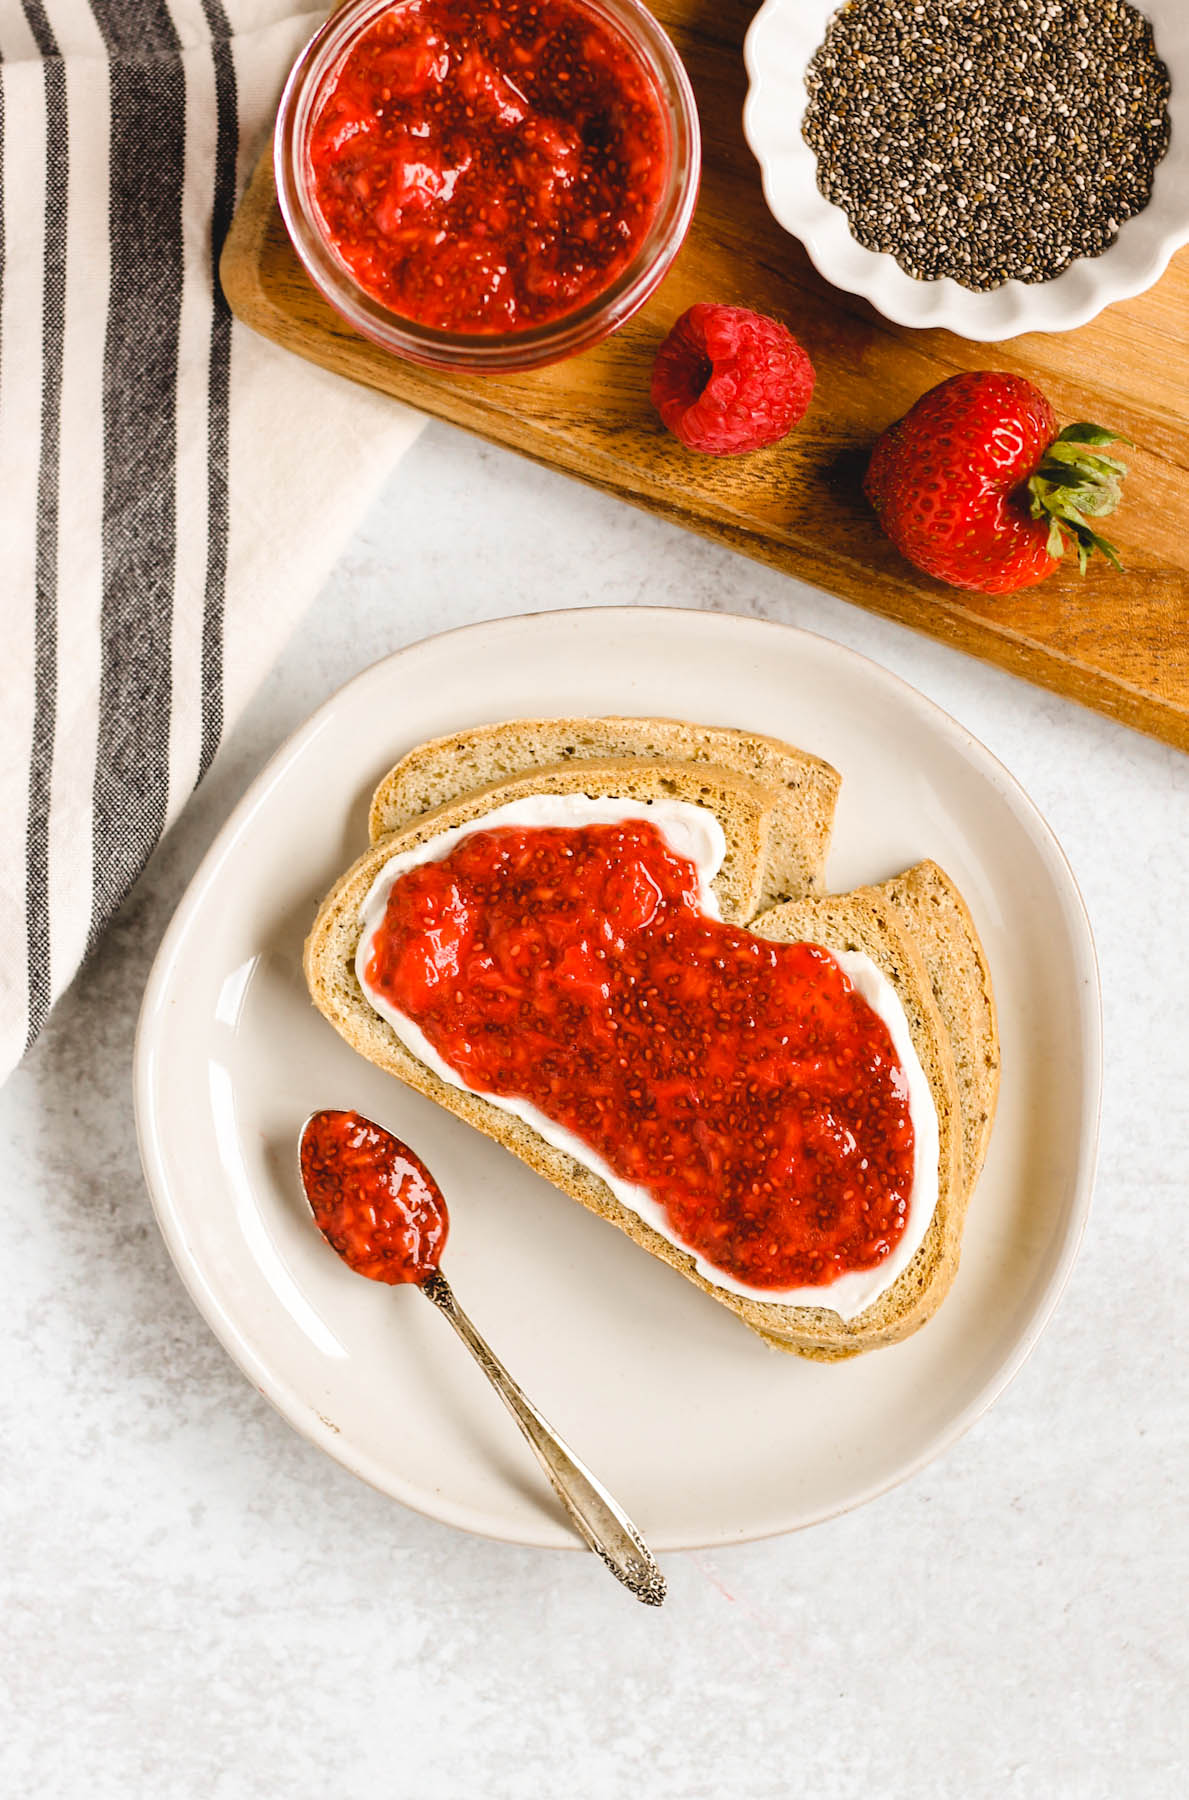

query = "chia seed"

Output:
[[801, 0, 1171, 289]]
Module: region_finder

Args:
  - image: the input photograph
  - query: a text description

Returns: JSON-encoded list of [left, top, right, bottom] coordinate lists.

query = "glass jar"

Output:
[[274, 0, 701, 374]]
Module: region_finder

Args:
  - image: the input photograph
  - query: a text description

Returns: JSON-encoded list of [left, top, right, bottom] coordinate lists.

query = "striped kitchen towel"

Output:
[[0, 1, 423, 1082]]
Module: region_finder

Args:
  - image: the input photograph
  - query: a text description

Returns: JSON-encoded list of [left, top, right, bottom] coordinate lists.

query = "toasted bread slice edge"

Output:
[[366, 715, 840, 906], [873, 860, 1000, 1197], [368, 754, 778, 922], [744, 887, 965, 1355]]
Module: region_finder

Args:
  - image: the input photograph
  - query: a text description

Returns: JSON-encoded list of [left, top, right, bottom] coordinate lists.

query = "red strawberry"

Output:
[[651, 303, 815, 455], [864, 372, 1129, 594]]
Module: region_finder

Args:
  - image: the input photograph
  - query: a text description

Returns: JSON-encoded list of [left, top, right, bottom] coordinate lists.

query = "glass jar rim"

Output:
[[274, 0, 701, 371]]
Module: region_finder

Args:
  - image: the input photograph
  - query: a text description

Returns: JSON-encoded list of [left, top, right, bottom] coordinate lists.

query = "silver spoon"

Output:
[[298, 1109, 665, 1606]]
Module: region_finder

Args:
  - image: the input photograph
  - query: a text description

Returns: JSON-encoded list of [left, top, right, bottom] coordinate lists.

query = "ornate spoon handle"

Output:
[[420, 1269, 666, 1606]]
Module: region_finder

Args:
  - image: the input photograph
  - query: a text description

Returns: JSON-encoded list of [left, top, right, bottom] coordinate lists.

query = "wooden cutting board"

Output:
[[221, 0, 1189, 751]]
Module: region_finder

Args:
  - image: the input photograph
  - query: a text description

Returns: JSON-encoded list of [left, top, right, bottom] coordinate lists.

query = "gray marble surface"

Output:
[[2, 425, 1186, 1799]]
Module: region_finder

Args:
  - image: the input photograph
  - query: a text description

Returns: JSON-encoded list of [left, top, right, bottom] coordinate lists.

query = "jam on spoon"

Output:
[[298, 1109, 666, 1605], [300, 1108, 448, 1284]]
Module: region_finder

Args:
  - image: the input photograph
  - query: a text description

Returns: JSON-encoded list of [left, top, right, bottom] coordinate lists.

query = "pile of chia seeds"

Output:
[[802, 0, 1172, 289]]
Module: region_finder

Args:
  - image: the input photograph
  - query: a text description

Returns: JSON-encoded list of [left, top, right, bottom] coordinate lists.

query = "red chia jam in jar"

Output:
[[300, 1109, 449, 1283], [363, 822, 917, 1293], [305, 0, 670, 333]]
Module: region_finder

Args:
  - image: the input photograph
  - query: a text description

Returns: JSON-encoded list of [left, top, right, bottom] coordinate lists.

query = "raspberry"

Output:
[[650, 304, 815, 456]]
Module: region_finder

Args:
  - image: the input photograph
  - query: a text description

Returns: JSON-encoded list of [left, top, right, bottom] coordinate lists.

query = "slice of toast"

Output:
[[335, 757, 775, 929], [746, 888, 965, 1357], [307, 771, 967, 1358], [872, 861, 999, 1196], [367, 715, 840, 907]]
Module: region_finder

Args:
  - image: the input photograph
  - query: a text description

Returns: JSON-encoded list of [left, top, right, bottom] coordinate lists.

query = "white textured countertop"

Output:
[[2, 425, 1186, 1798]]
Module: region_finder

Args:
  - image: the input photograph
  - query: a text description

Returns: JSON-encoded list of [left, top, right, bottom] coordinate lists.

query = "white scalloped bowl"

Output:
[[743, 0, 1189, 341]]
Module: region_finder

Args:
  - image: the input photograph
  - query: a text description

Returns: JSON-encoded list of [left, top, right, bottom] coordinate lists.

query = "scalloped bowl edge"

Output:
[[742, 0, 1189, 341]]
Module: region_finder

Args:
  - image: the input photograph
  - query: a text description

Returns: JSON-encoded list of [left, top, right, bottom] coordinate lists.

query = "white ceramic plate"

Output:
[[134, 609, 1100, 1551], [743, 0, 1189, 341]]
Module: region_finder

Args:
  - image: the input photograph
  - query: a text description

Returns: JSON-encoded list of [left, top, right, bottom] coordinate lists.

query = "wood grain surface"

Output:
[[221, 0, 1189, 750]]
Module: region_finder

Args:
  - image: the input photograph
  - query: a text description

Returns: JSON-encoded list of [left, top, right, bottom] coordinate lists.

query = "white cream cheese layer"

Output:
[[356, 795, 939, 1321]]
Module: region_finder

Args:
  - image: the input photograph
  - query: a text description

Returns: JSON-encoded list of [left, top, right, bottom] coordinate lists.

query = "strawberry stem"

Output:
[[1027, 422, 1132, 575]]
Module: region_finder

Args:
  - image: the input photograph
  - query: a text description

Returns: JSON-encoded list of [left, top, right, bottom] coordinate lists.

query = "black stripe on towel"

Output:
[[88, 2, 182, 57], [87, 2, 185, 947], [198, 0, 238, 781], [21, 1, 67, 1049]]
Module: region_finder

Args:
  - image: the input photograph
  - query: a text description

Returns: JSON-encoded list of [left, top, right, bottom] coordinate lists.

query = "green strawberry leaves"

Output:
[[1027, 422, 1132, 575]]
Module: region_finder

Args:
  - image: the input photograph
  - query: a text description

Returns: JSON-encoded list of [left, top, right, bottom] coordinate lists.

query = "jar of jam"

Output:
[[274, 0, 700, 372]]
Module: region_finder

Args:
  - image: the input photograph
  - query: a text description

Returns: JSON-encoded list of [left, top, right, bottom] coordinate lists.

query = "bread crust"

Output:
[[747, 889, 964, 1353], [873, 860, 1000, 1196], [367, 715, 840, 907]]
